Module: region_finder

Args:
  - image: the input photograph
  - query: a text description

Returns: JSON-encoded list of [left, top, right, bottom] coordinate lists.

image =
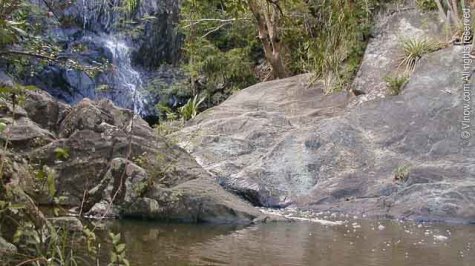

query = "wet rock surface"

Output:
[[176, 46, 475, 223]]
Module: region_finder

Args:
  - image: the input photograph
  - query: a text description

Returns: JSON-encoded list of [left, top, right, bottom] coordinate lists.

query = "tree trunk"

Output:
[[248, 0, 288, 79]]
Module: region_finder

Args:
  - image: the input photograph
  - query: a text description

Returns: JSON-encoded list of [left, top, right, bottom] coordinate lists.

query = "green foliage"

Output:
[[399, 38, 441, 72], [0, 200, 25, 217], [177, 0, 258, 109], [35, 165, 57, 199], [298, 0, 383, 91], [0, 0, 110, 81], [54, 147, 70, 161], [132, 152, 148, 167], [394, 165, 411, 182], [156, 102, 178, 122], [109, 232, 130, 266], [416, 0, 438, 11], [0, 84, 36, 105], [179, 0, 385, 102], [0, 0, 24, 49], [0, 122, 6, 133], [0, 182, 99, 265], [83, 227, 98, 255], [11, 220, 99, 265], [123, 0, 139, 15], [384, 74, 409, 95], [179, 95, 206, 121]]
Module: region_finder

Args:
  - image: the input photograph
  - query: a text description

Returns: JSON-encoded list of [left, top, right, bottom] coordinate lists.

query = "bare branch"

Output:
[[201, 22, 232, 38], [183, 18, 249, 28]]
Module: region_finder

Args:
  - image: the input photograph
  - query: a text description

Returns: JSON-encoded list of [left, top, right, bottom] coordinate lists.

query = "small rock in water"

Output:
[[378, 224, 385, 231]]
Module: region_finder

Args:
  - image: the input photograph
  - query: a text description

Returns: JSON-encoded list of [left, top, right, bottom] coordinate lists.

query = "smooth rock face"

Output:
[[1, 90, 262, 223], [176, 46, 475, 223], [177, 75, 349, 208]]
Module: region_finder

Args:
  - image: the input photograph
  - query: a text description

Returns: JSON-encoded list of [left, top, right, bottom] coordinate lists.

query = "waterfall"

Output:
[[102, 36, 147, 115], [80, 0, 120, 31], [75, 1, 148, 116], [81, 0, 87, 30]]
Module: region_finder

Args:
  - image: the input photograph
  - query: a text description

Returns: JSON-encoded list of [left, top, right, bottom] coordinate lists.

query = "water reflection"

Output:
[[103, 220, 475, 266]]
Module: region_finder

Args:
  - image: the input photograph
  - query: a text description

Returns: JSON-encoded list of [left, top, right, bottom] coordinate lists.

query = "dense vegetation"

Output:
[[166, 0, 383, 113]]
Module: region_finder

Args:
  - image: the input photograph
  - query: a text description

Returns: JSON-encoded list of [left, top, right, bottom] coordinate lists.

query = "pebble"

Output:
[[378, 224, 385, 231]]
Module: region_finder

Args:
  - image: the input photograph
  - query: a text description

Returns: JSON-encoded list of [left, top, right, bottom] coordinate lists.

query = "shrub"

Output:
[[384, 74, 409, 95]]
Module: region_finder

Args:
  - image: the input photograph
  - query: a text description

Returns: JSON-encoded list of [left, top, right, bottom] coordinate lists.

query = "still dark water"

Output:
[[100, 218, 475, 266]]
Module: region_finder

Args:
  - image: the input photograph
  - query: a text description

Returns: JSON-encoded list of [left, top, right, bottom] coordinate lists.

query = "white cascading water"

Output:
[[81, 0, 87, 30], [79, 1, 147, 115], [102, 36, 146, 115]]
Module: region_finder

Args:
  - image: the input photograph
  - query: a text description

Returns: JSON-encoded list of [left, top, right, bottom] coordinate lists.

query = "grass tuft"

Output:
[[384, 74, 409, 96], [399, 38, 441, 72]]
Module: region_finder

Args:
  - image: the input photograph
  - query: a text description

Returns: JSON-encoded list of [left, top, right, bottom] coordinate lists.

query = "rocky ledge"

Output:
[[0, 88, 263, 224]]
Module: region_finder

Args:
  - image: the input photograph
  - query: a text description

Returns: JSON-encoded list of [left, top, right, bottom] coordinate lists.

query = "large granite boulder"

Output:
[[176, 46, 475, 223]]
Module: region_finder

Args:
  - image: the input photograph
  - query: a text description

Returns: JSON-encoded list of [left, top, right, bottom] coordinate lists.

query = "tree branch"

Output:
[[201, 22, 232, 38], [0, 49, 56, 61]]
